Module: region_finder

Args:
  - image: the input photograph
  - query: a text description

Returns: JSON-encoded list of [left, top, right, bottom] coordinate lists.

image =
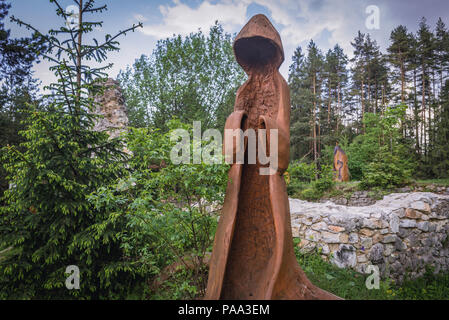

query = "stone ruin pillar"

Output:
[[92, 78, 129, 139]]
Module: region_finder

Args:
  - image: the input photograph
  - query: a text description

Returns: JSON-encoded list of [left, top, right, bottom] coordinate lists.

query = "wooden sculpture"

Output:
[[205, 14, 339, 300], [333, 142, 349, 182]]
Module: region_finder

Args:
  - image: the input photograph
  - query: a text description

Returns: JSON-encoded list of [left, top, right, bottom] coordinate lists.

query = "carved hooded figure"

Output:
[[205, 14, 339, 300], [334, 143, 350, 182]]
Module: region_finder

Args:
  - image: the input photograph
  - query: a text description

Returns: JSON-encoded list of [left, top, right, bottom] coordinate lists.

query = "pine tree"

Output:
[[432, 80, 449, 177], [435, 18, 448, 95], [0, 0, 142, 298], [388, 25, 412, 104], [350, 31, 367, 132], [417, 17, 436, 163], [289, 46, 312, 160], [322, 44, 349, 143]]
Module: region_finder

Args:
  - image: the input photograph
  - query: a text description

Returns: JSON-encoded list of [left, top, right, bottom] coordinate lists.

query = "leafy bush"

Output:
[[89, 120, 228, 299], [287, 162, 335, 201], [346, 105, 414, 186], [360, 152, 412, 189], [312, 165, 336, 193], [286, 161, 316, 196]]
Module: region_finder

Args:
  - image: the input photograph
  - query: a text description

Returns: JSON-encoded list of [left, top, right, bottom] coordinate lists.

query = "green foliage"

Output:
[[431, 80, 449, 178], [287, 162, 335, 200], [286, 161, 316, 196], [313, 165, 336, 193], [0, 0, 41, 198], [89, 120, 228, 299], [0, 0, 142, 299], [360, 153, 412, 189], [344, 104, 413, 189], [118, 23, 245, 130]]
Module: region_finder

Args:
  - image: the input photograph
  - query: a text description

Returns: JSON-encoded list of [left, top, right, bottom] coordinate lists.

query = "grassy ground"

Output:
[[415, 179, 449, 186], [295, 239, 449, 300], [300, 178, 449, 203]]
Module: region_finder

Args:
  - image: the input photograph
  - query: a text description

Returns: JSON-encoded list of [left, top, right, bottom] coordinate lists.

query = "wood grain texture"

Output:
[[205, 14, 341, 300]]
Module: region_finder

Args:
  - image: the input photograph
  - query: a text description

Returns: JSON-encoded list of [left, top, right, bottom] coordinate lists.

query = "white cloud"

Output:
[[135, 0, 378, 78], [139, 0, 248, 38], [133, 14, 148, 23]]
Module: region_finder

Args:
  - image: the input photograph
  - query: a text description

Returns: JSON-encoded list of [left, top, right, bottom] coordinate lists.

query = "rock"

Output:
[[332, 244, 357, 268], [348, 233, 359, 243], [305, 229, 321, 242], [361, 237, 373, 249], [298, 239, 316, 253], [406, 233, 420, 247], [384, 244, 394, 256], [339, 233, 349, 243], [93, 78, 129, 139], [321, 231, 340, 243], [328, 225, 345, 233], [398, 227, 412, 238], [311, 222, 327, 231], [369, 243, 384, 264], [405, 208, 422, 219], [400, 219, 417, 228], [360, 228, 374, 237], [382, 235, 397, 243], [395, 238, 407, 251], [288, 193, 449, 283], [389, 215, 400, 233], [363, 218, 383, 229], [373, 233, 384, 244], [357, 254, 368, 263], [318, 244, 330, 255], [333, 198, 348, 205], [417, 221, 429, 232], [292, 227, 300, 237], [410, 201, 431, 213]]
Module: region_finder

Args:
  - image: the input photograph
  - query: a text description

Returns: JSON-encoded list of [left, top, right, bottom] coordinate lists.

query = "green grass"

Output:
[[415, 179, 449, 187], [294, 239, 449, 300], [290, 178, 449, 203]]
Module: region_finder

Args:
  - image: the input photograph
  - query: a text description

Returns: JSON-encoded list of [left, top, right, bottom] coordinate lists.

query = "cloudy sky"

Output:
[[5, 0, 449, 87]]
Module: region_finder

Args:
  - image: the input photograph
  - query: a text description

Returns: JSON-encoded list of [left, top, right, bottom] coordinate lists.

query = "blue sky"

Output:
[[5, 0, 449, 87]]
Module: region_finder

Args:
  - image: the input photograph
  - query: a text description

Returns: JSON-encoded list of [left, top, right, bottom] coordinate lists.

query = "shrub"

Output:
[[346, 105, 414, 185], [286, 161, 316, 196], [360, 152, 412, 189], [89, 120, 228, 299], [312, 165, 336, 193]]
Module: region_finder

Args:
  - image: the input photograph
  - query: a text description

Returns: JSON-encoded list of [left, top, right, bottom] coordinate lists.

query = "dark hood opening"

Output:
[[234, 36, 282, 72]]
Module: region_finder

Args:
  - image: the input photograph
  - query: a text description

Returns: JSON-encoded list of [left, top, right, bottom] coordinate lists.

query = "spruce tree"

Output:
[[0, 0, 142, 299]]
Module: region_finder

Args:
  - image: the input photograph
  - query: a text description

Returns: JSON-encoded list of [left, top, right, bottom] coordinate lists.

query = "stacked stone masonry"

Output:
[[290, 192, 449, 283]]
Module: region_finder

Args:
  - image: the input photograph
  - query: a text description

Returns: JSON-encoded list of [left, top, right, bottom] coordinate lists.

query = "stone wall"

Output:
[[290, 192, 449, 282]]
